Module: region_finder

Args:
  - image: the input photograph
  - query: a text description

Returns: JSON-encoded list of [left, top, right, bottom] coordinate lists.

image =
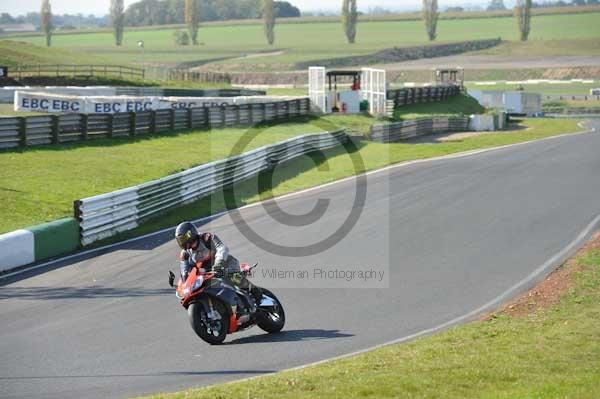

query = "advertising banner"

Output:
[[14, 91, 299, 114]]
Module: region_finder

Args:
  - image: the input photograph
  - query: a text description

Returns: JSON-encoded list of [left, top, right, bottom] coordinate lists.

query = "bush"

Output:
[[173, 30, 190, 46]]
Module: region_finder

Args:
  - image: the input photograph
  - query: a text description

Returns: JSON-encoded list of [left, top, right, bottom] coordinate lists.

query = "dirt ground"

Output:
[[378, 55, 600, 71], [483, 232, 600, 320]]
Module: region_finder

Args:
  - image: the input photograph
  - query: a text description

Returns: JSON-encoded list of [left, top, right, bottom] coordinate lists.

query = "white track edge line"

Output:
[[2, 123, 595, 280]]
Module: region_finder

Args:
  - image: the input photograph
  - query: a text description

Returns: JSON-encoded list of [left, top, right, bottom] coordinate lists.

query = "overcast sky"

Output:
[[1, 0, 503, 17]]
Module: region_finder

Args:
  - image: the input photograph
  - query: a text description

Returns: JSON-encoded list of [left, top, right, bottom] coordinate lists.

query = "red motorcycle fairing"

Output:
[[176, 265, 240, 331]]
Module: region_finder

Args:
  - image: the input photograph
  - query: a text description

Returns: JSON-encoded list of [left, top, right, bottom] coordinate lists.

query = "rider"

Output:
[[174, 221, 262, 303]]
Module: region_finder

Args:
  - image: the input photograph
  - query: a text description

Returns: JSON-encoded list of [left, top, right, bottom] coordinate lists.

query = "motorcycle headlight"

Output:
[[192, 275, 204, 291]]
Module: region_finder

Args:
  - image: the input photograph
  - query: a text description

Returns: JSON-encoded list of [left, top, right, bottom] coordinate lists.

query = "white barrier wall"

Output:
[[0, 229, 35, 272], [14, 91, 299, 114], [468, 89, 542, 115]]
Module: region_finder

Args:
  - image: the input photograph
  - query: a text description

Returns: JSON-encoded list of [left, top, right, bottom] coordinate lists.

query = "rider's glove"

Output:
[[213, 260, 225, 278]]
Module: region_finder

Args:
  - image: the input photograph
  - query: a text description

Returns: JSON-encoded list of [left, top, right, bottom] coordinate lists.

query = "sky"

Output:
[[0, 0, 499, 17]]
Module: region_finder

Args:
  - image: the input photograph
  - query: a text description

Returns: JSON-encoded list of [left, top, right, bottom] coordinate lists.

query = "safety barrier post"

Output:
[[51, 115, 59, 144], [81, 114, 88, 140], [149, 110, 156, 134], [107, 114, 114, 138], [129, 112, 136, 136], [18, 117, 26, 147], [186, 108, 193, 129]]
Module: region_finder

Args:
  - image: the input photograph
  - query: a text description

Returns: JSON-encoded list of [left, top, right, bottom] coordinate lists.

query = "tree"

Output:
[[110, 0, 125, 46], [341, 0, 358, 44], [262, 0, 275, 45], [515, 0, 532, 41], [487, 0, 507, 10], [422, 0, 438, 41], [185, 0, 199, 45], [274, 1, 300, 18], [173, 29, 190, 45], [40, 0, 53, 47]]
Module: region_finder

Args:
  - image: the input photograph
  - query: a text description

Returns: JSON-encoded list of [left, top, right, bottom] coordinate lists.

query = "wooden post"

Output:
[[129, 111, 136, 136], [51, 115, 59, 144], [81, 114, 88, 140], [18, 117, 26, 147]]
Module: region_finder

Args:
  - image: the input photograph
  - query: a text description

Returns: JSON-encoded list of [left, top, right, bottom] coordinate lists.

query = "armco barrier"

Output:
[[0, 98, 310, 149], [386, 85, 462, 109], [0, 218, 79, 272], [369, 117, 470, 143], [74, 129, 348, 245]]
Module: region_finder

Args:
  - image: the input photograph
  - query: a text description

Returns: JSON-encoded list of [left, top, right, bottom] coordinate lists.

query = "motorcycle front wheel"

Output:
[[256, 289, 285, 333], [188, 297, 229, 345]]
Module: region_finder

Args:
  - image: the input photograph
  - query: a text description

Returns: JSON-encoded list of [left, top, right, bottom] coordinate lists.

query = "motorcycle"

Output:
[[168, 262, 285, 345]]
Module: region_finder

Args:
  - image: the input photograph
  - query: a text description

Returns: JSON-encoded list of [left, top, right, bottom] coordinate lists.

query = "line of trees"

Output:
[[122, 0, 298, 27], [31, 0, 553, 48]]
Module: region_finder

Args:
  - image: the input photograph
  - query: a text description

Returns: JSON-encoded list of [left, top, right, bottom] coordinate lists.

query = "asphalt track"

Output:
[[1, 122, 600, 399]]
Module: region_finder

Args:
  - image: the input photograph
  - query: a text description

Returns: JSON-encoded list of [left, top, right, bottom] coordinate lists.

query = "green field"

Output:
[[0, 119, 326, 233], [11, 12, 600, 70], [139, 233, 600, 399]]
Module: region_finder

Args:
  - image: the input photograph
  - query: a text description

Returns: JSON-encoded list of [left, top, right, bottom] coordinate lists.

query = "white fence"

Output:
[[361, 68, 387, 116], [308, 67, 326, 113], [75, 129, 348, 245]]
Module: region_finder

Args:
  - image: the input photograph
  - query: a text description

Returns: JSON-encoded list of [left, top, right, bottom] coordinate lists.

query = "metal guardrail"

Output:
[[386, 85, 462, 108], [544, 94, 600, 101], [11, 64, 145, 80], [0, 98, 310, 149], [74, 129, 348, 245], [369, 116, 470, 142]]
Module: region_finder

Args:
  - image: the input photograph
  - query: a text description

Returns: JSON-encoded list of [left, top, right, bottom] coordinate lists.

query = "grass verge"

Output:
[[138, 231, 600, 399], [0, 117, 326, 233], [392, 94, 485, 120]]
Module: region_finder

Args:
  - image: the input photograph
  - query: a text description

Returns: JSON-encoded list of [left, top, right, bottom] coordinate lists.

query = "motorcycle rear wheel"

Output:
[[256, 289, 285, 333], [188, 297, 229, 345]]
